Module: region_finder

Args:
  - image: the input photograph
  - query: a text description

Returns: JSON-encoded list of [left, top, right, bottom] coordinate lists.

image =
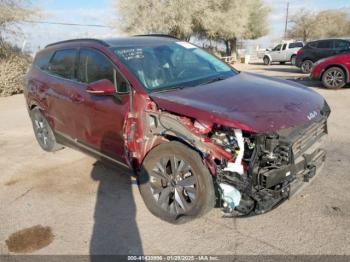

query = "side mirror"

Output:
[[86, 79, 116, 96]]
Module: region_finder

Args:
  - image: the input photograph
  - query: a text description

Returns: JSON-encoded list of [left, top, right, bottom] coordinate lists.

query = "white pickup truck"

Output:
[[263, 41, 304, 65]]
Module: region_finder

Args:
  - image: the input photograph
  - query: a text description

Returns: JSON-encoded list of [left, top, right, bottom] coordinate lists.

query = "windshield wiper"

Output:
[[199, 76, 228, 86], [152, 85, 187, 93]]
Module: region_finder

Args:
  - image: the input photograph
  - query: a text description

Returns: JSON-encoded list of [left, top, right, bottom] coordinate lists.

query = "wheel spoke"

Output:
[[174, 187, 190, 211], [177, 175, 195, 187], [158, 187, 171, 207]]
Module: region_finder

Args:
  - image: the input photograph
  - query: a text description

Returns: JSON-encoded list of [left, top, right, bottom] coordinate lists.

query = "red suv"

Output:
[[25, 36, 330, 223], [311, 53, 350, 89]]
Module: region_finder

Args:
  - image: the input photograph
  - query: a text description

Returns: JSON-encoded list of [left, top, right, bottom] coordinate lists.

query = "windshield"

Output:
[[112, 42, 237, 92]]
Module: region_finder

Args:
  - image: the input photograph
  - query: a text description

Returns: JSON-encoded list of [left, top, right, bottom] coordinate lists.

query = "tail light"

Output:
[[297, 49, 305, 55]]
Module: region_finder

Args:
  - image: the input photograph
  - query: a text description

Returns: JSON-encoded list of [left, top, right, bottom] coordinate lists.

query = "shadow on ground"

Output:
[[89, 161, 143, 256]]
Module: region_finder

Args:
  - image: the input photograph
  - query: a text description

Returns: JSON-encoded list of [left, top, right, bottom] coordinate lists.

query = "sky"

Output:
[[14, 0, 350, 53]]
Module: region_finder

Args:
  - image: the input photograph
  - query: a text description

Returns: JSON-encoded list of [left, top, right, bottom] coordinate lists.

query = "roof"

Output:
[[45, 35, 179, 49]]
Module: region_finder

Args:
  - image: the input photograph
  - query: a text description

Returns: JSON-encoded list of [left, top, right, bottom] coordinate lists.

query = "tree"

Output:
[[288, 9, 350, 42], [198, 0, 270, 56], [114, 0, 270, 56], [114, 0, 200, 40], [0, 0, 38, 57]]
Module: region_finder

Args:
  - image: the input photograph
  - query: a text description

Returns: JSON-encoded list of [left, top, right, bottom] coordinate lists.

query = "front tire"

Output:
[[30, 108, 63, 152], [138, 141, 215, 223], [322, 67, 346, 89], [263, 56, 270, 65], [301, 59, 313, 73]]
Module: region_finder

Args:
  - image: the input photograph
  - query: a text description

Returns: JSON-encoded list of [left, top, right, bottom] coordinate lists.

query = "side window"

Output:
[[48, 49, 77, 79], [78, 49, 130, 93], [33, 51, 54, 71], [272, 44, 282, 51], [334, 40, 350, 50], [78, 49, 114, 84], [317, 41, 332, 49], [289, 42, 303, 48], [282, 44, 287, 50], [308, 42, 318, 48]]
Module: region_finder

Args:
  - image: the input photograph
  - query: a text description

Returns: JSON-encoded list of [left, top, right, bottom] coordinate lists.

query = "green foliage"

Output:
[[114, 0, 270, 54], [288, 9, 350, 42]]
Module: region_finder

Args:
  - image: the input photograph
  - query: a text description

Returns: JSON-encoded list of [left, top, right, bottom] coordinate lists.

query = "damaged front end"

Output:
[[212, 118, 328, 217], [132, 99, 329, 217]]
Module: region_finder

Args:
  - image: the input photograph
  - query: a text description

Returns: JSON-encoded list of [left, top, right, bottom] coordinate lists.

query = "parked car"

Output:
[[311, 53, 350, 89], [25, 36, 330, 223], [296, 39, 350, 73], [263, 41, 304, 65]]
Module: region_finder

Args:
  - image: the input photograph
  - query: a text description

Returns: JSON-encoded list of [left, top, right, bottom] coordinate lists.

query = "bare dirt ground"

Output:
[[0, 63, 350, 255]]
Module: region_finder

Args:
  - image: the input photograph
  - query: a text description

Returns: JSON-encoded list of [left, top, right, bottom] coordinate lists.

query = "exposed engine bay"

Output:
[[140, 103, 329, 217], [210, 120, 328, 216]]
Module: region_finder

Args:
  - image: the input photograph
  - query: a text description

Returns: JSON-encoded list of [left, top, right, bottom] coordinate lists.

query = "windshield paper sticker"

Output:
[[176, 41, 197, 49], [116, 48, 144, 60]]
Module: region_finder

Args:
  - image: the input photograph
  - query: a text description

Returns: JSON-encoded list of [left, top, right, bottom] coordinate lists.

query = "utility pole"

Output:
[[284, 1, 289, 40]]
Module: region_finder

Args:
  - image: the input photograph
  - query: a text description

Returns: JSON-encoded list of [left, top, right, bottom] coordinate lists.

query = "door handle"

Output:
[[70, 94, 84, 103]]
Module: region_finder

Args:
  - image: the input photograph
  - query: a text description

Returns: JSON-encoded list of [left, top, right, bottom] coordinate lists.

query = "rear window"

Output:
[[289, 42, 303, 48], [334, 40, 350, 50], [48, 49, 77, 79], [307, 42, 318, 48], [317, 41, 332, 49], [33, 51, 54, 71]]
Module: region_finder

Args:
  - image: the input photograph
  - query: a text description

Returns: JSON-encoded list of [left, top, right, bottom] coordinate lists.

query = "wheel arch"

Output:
[[263, 54, 272, 62], [321, 64, 349, 83]]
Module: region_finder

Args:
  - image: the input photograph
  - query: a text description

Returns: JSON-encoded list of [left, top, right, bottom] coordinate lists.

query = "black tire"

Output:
[[138, 141, 215, 224], [279, 62, 286, 65], [30, 108, 63, 152], [301, 59, 313, 73], [263, 56, 270, 65], [291, 55, 296, 65], [321, 67, 346, 89]]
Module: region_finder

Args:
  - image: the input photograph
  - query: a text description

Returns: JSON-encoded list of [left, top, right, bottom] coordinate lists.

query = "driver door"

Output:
[[270, 44, 282, 61]]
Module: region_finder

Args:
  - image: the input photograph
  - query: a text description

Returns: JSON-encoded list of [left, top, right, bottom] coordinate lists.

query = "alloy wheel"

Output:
[[301, 60, 313, 73], [33, 113, 50, 147], [324, 68, 345, 88], [149, 156, 198, 216]]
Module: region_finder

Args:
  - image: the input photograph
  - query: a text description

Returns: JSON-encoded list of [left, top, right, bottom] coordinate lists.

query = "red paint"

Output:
[[311, 53, 350, 82], [25, 37, 328, 171], [150, 72, 325, 133]]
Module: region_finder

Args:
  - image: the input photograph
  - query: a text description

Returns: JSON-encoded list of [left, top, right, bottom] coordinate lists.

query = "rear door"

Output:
[[70, 48, 131, 163], [314, 40, 334, 60], [44, 48, 80, 135]]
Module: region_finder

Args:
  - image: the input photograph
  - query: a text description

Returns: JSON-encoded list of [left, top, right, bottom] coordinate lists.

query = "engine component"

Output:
[[219, 183, 241, 212], [224, 129, 245, 175]]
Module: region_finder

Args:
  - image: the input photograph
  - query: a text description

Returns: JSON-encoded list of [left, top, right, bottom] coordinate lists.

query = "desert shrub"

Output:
[[0, 51, 31, 97]]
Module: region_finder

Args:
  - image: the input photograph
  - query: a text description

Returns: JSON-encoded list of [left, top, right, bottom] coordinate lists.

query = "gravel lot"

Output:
[[0, 63, 349, 256]]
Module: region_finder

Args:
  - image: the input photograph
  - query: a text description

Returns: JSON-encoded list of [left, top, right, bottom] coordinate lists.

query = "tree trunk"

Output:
[[229, 38, 237, 58], [224, 40, 230, 56]]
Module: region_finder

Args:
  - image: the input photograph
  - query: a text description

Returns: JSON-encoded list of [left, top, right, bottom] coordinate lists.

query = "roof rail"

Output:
[[134, 34, 179, 40], [45, 38, 109, 48]]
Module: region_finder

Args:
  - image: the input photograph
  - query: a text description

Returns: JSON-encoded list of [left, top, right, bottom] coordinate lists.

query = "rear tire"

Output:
[[301, 60, 313, 74], [263, 56, 270, 65], [138, 141, 215, 224], [291, 55, 296, 65], [30, 108, 63, 152], [280, 62, 286, 65], [322, 67, 346, 89]]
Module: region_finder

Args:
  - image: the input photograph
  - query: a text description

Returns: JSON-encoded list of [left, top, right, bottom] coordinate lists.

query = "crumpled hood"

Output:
[[149, 72, 326, 133]]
